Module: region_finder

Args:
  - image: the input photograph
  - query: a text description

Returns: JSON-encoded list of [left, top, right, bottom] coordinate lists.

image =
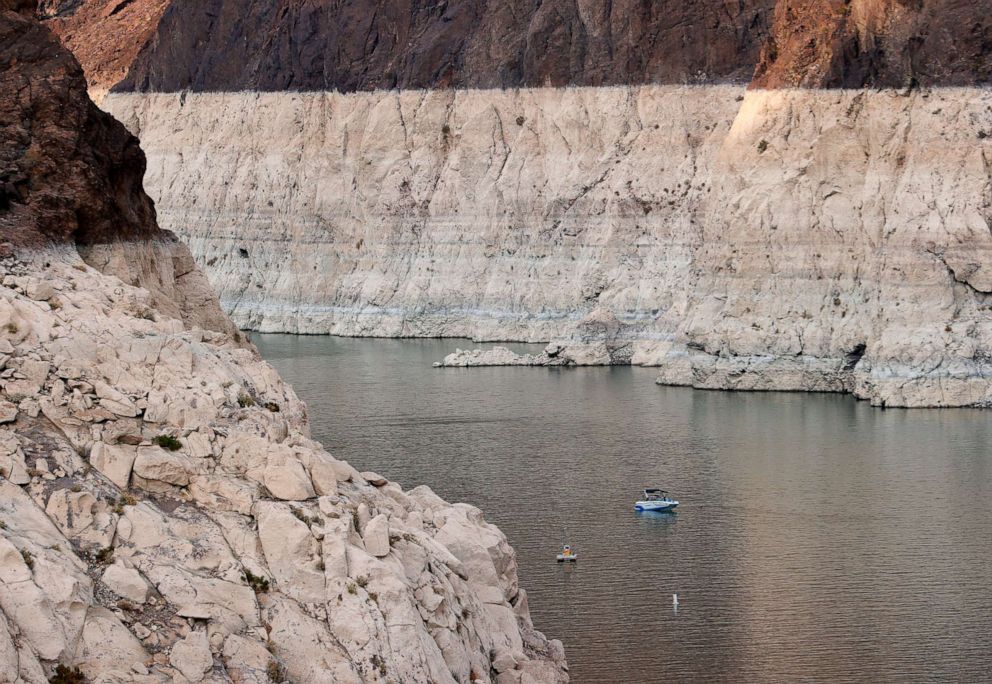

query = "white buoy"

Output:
[[672, 593, 679, 614]]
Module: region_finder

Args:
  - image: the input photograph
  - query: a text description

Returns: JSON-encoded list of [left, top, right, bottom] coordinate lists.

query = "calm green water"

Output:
[[254, 334, 992, 683]]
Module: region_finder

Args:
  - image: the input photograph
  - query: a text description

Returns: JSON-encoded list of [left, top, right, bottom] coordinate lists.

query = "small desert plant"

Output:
[[113, 494, 137, 515], [70, 484, 82, 493], [20, 549, 34, 569], [346, 582, 357, 595], [152, 434, 183, 451], [515, 115, 525, 126], [5, 322, 17, 334], [48, 297, 62, 310], [266, 660, 288, 683], [49, 664, 86, 684], [370, 654, 387, 676], [94, 547, 114, 565], [264, 401, 281, 413], [757, 139, 769, 153], [355, 575, 370, 589], [237, 393, 255, 408], [244, 570, 270, 594]]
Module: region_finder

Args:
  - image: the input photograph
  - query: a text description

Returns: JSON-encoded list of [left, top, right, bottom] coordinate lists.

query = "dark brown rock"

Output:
[[0, 1, 160, 247], [46, 0, 992, 93], [51, 0, 776, 93]]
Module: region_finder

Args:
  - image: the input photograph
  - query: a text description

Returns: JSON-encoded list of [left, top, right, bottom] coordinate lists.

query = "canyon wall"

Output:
[[0, 4, 568, 682], [102, 85, 992, 407], [47, 0, 992, 407]]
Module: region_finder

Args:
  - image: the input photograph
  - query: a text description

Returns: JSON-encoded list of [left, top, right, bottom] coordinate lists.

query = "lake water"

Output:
[[254, 334, 992, 683]]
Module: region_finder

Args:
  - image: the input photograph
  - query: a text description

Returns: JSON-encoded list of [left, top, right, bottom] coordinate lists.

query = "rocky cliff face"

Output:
[[0, 5, 568, 682], [48, 0, 775, 92], [44, 0, 992, 407]]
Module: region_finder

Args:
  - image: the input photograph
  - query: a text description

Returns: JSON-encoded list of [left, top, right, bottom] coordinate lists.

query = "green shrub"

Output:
[[238, 393, 255, 408], [244, 570, 270, 594], [152, 434, 182, 451]]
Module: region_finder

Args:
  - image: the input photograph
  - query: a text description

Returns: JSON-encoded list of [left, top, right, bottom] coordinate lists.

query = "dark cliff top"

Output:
[[41, 0, 992, 94], [0, 0, 160, 246], [50, 0, 777, 93]]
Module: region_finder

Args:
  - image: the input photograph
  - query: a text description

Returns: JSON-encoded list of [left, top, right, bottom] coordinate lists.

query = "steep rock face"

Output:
[[752, 0, 992, 88], [40, 0, 171, 98], [1, 1, 234, 336], [49, 0, 776, 92], [0, 6, 567, 682], [102, 85, 992, 407], [0, 1, 154, 246]]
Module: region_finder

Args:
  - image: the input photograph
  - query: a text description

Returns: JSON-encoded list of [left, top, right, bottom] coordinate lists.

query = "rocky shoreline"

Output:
[[0, 249, 568, 683]]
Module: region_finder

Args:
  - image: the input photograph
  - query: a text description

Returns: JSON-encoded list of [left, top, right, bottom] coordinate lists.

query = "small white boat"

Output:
[[635, 488, 679, 512], [556, 544, 578, 562]]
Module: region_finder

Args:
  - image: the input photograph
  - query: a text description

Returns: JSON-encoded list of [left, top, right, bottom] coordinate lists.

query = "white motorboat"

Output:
[[556, 544, 578, 562], [635, 488, 679, 512]]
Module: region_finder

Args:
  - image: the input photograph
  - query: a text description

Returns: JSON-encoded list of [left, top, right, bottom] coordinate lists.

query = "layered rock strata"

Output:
[[103, 85, 992, 407], [0, 4, 568, 682]]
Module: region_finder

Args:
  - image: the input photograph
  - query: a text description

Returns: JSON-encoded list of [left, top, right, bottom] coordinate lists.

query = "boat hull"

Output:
[[634, 500, 679, 512]]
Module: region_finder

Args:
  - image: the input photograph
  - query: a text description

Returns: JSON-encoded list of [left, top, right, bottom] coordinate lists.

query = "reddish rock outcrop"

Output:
[[41, 0, 170, 93], [752, 0, 992, 88]]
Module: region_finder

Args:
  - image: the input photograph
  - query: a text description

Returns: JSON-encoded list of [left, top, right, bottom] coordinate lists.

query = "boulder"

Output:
[[102, 562, 151, 603], [45, 489, 116, 549], [307, 455, 338, 496], [0, 401, 16, 423], [255, 503, 324, 603], [262, 457, 314, 501], [169, 630, 213, 682], [362, 514, 390, 558], [133, 446, 200, 486], [223, 634, 277, 683], [360, 471, 388, 486], [73, 607, 148, 679], [90, 442, 137, 489]]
